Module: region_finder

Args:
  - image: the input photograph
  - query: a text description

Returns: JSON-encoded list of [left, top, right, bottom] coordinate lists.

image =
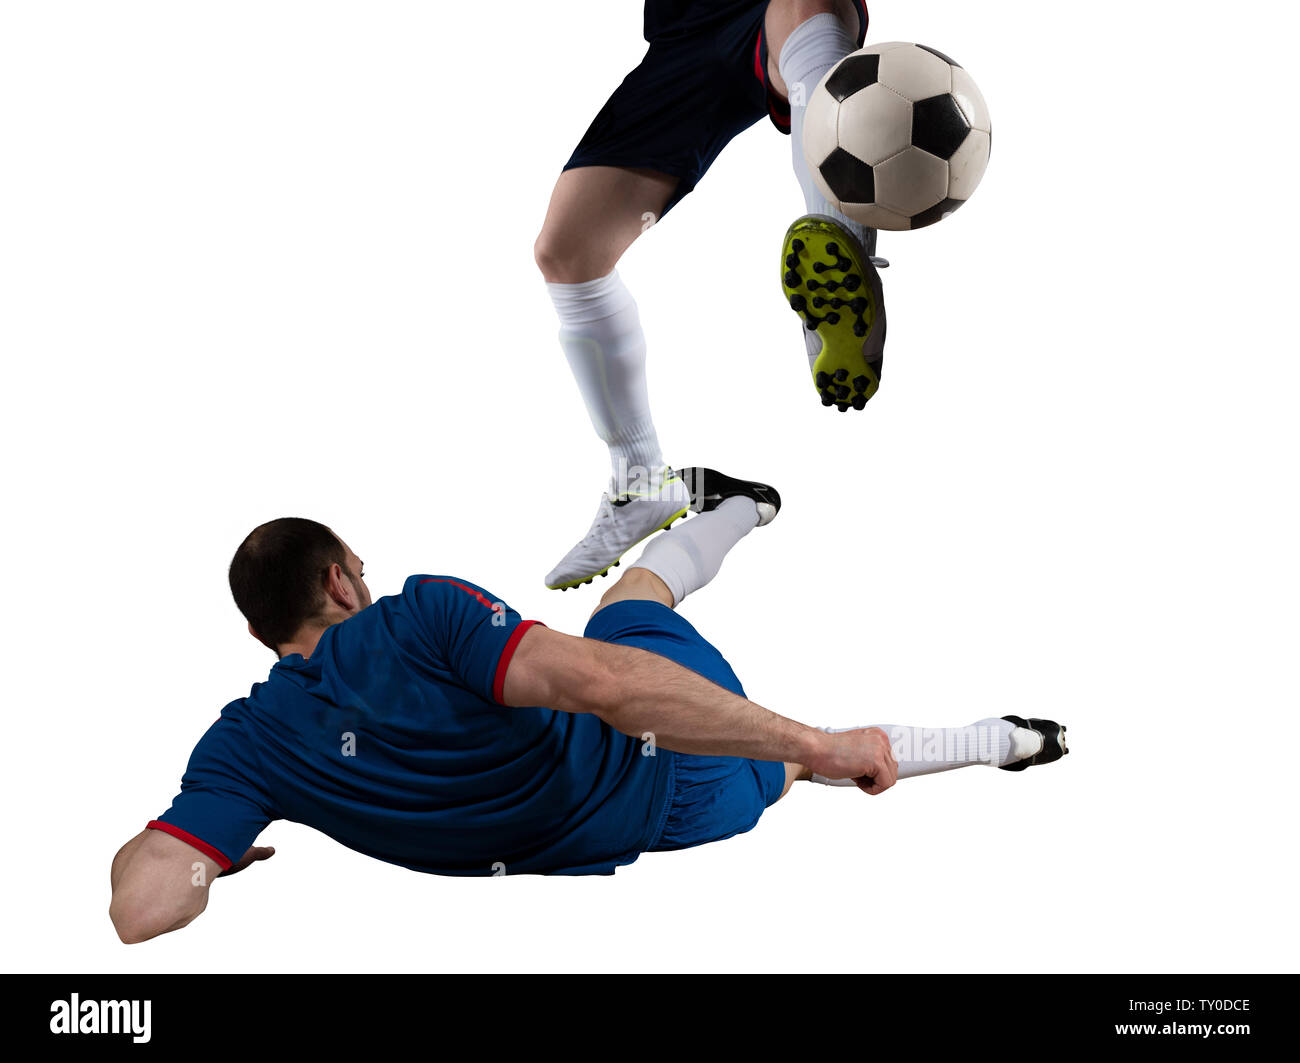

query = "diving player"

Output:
[[109, 472, 1066, 942]]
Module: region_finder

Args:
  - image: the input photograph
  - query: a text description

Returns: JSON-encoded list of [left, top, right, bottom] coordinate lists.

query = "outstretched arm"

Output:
[[501, 625, 896, 792], [109, 829, 274, 944]]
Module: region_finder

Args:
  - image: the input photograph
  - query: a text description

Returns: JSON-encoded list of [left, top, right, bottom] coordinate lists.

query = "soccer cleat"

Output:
[[998, 716, 1069, 771], [672, 467, 781, 527], [780, 214, 886, 412], [545, 470, 690, 590]]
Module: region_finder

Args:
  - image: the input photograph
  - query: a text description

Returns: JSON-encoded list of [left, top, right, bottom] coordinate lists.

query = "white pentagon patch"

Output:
[[837, 83, 913, 166], [802, 80, 844, 169], [839, 201, 911, 232], [950, 65, 991, 133], [877, 44, 952, 101], [873, 146, 950, 216], [854, 41, 913, 57], [947, 128, 990, 201]]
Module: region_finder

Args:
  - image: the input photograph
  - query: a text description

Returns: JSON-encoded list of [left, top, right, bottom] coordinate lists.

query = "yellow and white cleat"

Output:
[[544, 468, 690, 591]]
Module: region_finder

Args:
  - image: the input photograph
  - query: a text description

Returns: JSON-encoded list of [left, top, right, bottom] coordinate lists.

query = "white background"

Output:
[[2, 0, 1296, 973]]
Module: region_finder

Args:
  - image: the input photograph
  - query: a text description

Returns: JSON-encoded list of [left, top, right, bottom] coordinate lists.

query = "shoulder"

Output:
[[402, 575, 512, 617]]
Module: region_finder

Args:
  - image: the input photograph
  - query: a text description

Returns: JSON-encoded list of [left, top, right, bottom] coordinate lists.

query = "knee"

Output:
[[765, 0, 854, 43], [534, 227, 608, 285]]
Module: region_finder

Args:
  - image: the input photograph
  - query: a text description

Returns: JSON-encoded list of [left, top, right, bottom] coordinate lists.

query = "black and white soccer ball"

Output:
[[802, 42, 991, 230]]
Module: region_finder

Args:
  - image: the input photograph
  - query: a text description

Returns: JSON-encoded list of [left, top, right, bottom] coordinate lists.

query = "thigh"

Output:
[[583, 598, 746, 697], [561, 10, 775, 219], [649, 752, 787, 852]]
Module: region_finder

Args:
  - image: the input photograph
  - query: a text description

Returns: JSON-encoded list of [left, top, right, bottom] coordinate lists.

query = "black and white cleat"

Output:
[[999, 716, 1069, 771], [672, 467, 782, 527]]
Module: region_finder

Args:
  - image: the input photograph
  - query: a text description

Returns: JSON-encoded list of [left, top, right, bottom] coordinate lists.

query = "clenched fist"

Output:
[[807, 726, 898, 795]]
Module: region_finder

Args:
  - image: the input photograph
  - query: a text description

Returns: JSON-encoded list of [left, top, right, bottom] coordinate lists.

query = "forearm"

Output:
[[584, 641, 826, 765]]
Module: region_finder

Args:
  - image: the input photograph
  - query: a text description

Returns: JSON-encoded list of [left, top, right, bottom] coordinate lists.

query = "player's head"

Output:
[[228, 517, 372, 654]]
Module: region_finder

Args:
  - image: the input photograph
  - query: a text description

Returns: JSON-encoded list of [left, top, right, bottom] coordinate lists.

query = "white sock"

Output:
[[779, 12, 869, 234], [547, 270, 664, 487], [779, 13, 877, 372], [810, 718, 1043, 784], [628, 497, 760, 606]]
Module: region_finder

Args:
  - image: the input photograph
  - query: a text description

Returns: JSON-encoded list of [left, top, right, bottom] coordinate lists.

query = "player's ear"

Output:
[[323, 562, 357, 611]]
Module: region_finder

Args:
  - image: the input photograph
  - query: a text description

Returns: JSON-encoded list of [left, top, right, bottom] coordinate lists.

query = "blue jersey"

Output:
[[149, 576, 675, 876]]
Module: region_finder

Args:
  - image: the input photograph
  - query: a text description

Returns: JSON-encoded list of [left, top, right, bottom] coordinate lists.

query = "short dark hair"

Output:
[[229, 517, 345, 647]]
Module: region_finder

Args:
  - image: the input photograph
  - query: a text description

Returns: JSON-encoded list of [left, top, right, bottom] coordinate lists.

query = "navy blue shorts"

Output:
[[582, 599, 787, 852], [564, 0, 869, 216]]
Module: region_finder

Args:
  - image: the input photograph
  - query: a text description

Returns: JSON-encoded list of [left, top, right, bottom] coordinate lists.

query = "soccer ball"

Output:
[[802, 42, 991, 230]]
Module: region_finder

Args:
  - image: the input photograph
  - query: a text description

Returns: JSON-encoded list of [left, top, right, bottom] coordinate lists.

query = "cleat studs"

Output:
[[825, 242, 839, 255], [789, 294, 806, 311], [852, 394, 867, 410], [830, 298, 844, 309], [792, 238, 804, 252], [836, 257, 851, 271], [785, 253, 799, 269], [834, 368, 849, 381], [843, 275, 861, 291], [836, 403, 849, 412], [820, 391, 835, 406], [805, 317, 818, 331], [784, 270, 801, 287], [825, 312, 840, 324], [812, 297, 825, 308], [853, 320, 867, 337], [853, 375, 870, 392], [835, 384, 850, 399], [849, 297, 867, 313], [815, 371, 832, 387], [806, 279, 822, 291]]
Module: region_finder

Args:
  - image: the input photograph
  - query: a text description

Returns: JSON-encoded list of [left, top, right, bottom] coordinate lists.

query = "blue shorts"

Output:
[[563, 0, 869, 216], [583, 599, 787, 853]]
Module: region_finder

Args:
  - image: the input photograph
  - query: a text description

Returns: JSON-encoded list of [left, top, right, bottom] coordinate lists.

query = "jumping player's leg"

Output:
[[763, 0, 891, 411], [535, 165, 679, 285], [539, 6, 790, 590], [536, 166, 693, 591]]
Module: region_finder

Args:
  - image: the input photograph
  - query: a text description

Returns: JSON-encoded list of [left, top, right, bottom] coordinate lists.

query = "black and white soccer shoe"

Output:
[[672, 467, 781, 527], [999, 716, 1069, 771]]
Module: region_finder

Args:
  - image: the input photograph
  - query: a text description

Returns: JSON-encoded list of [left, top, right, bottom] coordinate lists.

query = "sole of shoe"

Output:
[[780, 214, 886, 413]]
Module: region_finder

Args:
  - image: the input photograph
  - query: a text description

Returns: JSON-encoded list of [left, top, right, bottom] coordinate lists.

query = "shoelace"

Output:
[[578, 493, 618, 547]]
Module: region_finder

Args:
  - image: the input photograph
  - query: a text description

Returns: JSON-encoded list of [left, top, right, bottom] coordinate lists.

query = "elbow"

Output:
[[109, 901, 153, 945], [109, 892, 199, 945]]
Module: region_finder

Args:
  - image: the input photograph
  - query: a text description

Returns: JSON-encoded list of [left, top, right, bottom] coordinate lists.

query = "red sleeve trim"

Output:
[[493, 620, 544, 705], [146, 820, 234, 871]]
